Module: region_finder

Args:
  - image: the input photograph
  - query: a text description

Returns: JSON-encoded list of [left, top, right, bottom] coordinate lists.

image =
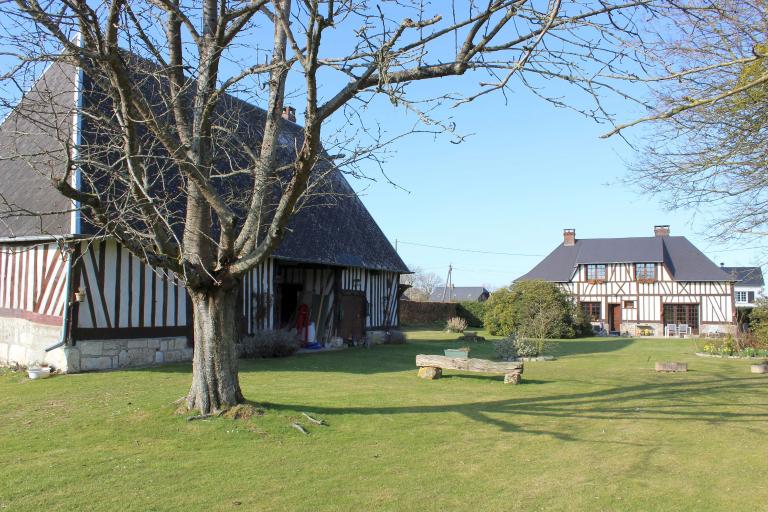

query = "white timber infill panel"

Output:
[[75, 240, 187, 329], [0, 242, 69, 321]]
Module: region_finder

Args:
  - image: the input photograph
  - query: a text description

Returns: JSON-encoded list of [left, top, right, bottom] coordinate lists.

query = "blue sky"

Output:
[[346, 84, 767, 289], [1, 6, 764, 289]]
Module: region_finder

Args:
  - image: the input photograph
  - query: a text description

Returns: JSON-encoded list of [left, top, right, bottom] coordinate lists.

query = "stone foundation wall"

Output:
[[0, 314, 192, 372], [0, 315, 64, 368], [69, 337, 192, 372]]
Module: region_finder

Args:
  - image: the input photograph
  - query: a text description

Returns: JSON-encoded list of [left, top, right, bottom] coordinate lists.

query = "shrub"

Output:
[[494, 335, 552, 360], [239, 330, 300, 358], [457, 301, 487, 328], [514, 337, 545, 357], [749, 299, 768, 347], [446, 316, 468, 333], [483, 287, 516, 336], [494, 336, 518, 361], [483, 280, 580, 341]]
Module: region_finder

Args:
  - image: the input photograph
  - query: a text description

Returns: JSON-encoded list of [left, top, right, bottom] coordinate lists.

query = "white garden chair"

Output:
[[665, 324, 677, 337], [677, 324, 690, 336]]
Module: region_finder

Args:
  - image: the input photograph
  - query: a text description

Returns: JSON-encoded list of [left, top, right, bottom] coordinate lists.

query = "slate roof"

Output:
[[517, 235, 734, 282], [0, 59, 408, 273], [721, 266, 764, 287], [429, 286, 489, 302], [0, 62, 75, 237]]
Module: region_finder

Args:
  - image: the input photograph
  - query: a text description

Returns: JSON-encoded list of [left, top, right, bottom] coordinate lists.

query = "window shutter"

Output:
[[748, 291, 755, 303]]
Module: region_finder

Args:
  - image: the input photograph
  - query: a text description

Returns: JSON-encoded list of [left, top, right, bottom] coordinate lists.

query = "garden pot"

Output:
[[444, 348, 469, 359], [750, 364, 768, 374], [27, 367, 51, 380]]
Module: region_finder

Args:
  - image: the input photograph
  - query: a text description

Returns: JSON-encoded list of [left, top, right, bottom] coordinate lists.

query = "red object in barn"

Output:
[[296, 304, 310, 347]]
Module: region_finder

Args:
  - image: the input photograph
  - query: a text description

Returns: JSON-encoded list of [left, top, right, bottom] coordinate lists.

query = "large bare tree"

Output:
[[0, 0, 653, 414], [605, 0, 768, 243]]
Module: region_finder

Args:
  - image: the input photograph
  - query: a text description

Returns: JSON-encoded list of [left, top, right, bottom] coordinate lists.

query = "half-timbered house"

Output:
[[0, 61, 407, 372], [517, 226, 736, 337]]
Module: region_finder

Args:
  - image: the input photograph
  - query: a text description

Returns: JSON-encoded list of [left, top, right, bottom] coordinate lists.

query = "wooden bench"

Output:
[[416, 354, 524, 384]]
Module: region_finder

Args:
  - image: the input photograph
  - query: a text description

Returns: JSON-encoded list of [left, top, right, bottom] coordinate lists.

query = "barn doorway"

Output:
[[339, 292, 366, 342], [276, 283, 302, 328]]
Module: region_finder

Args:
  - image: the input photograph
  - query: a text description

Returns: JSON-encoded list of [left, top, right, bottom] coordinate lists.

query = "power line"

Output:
[[396, 240, 543, 257], [707, 245, 768, 254]]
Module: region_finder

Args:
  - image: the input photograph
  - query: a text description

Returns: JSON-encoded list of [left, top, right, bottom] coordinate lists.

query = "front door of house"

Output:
[[609, 304, 621, 333]]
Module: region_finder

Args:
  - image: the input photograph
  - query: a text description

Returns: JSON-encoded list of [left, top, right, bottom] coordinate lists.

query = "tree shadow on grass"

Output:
[[264, 376, 768, 443]]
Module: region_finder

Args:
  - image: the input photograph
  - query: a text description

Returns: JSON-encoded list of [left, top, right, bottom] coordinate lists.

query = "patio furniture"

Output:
[[665, 324, 678, 337], [677, 324, 690, 336]]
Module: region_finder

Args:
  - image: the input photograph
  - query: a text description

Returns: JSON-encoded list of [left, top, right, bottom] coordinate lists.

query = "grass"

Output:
[[1, 330, 767, 511]]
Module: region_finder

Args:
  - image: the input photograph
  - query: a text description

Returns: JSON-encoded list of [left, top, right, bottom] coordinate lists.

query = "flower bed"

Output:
[[695, 352, 768, 360]]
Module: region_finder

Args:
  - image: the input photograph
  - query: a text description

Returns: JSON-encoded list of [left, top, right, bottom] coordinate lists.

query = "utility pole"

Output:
[[441, 264, 452, 302]]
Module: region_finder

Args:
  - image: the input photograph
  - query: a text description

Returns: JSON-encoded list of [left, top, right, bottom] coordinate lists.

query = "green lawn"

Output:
[[1, 331, 767, 511]]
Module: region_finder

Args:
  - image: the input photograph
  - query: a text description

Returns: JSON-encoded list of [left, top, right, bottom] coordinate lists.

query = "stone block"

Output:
[[181, 348, 194, 361], [81, 356, 113, 371], [78, 341, 103, 357], [63, 347, 81, 373], [159, 339, 171, 351], [147, 339, 161, 349], [154, 351, 165, 364], [164, 350, 180, 362], [417, 366, 442, 380], [126, 339, 148, 349]]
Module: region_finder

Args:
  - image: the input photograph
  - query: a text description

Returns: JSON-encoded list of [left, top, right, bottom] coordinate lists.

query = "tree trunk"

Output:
[[186, 285, 244, 414]]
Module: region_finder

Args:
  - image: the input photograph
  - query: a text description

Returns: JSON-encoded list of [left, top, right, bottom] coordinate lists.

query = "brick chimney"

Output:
[[282, 106, 296, 122], [563, 228, 576, 246], [654, 225, 670, 237]]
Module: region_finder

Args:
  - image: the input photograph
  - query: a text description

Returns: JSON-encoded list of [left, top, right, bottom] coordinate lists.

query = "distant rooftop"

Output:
[[429, 286, 489, 302], [720, 266, 764, 287]]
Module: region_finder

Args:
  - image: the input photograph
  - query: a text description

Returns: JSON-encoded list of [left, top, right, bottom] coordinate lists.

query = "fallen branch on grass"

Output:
[[291, 422, 309, 435], [302, 412, 326, 426]]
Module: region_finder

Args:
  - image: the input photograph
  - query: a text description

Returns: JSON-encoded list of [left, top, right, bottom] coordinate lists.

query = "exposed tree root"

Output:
[[291, 422, 309, 435]]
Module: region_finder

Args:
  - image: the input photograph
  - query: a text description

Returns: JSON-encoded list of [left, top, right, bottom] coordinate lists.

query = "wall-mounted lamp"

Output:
[[74, 288, 86, 303]]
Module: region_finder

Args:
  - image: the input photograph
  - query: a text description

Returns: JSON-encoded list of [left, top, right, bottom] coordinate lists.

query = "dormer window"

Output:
[[586, 264, 606, 281], [636, 263, 656, 281]]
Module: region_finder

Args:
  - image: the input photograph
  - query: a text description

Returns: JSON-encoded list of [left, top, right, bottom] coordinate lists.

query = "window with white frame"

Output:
[[735, 291, 748, 303], [586, 264, 606, 281]]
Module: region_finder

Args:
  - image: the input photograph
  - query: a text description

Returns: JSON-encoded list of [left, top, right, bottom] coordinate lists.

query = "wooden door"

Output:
[[340, 293, 365, 341], [610, 304, 621, 333]]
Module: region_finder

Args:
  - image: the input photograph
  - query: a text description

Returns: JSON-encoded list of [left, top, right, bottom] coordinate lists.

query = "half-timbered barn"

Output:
[[517, 226, 737, 337], [0, 61, 407, 372]]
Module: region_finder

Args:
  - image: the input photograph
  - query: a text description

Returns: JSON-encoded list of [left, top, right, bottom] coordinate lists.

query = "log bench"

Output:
[[416, 354, 524, 384]]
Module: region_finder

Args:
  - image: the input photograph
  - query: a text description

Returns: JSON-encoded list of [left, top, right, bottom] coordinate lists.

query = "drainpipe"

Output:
[[45, 244, 75, 352]]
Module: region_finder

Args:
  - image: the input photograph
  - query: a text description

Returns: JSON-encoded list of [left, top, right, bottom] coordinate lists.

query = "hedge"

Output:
[[457, 301, 487, 328]]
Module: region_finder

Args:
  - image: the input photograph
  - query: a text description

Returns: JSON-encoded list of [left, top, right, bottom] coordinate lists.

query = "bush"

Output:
[[445, 316, 468, 333], [494, 336, 518, 361], [483, 280, 581, 340], [748, 299, 768, 347], [457, 301, 487, 328], [239, 330, 300, 358], [494, 335, 552, 360]]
